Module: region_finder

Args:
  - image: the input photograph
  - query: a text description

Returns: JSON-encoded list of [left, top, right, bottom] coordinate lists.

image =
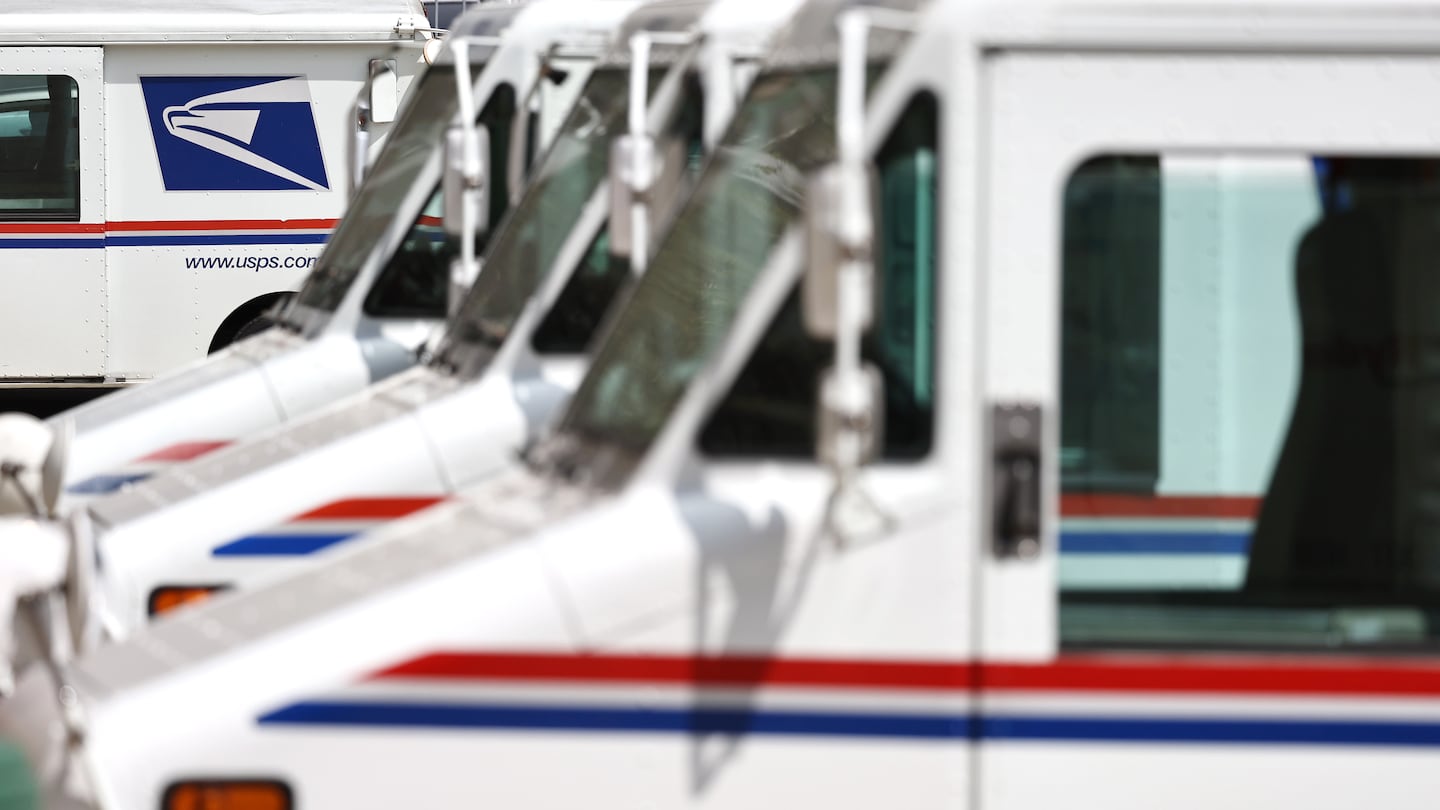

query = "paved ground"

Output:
[[0, 388, 110, 419]]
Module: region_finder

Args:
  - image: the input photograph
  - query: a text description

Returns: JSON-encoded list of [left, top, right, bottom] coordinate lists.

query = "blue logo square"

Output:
[[140, 75, 330, 192]]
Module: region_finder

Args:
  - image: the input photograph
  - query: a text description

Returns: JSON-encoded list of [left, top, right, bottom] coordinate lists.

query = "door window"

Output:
[[1060, 153, 1440, 650], [0, 74, 79, 221]]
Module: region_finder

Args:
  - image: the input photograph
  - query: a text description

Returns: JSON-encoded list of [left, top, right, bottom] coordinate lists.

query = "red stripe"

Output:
[[106, 218, 339, 232], [371, 652, 974, 690], [0, 223, 104, 234], [370, 652, 1440, 698], [136, 440, 231, 463], [294, 496, 445, 522], [1061, 493, 1260, 519], [416, 215, 443, 227], [987, 655, 1440, 697]]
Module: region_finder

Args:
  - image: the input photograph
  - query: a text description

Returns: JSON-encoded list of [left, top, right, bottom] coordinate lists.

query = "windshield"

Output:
[[361, 83, 519, 318], [555, 67, 840, 458], [440, 69, 651, 366], [293, 66, 461, 313]]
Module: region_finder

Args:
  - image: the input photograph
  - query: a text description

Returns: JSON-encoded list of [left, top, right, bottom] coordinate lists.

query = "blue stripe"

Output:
[[983, 716, 1440, 747], [1059, 530, 1250, 555], [256, 703, 1440, 747], [258, 702, 973, 739], [66, 472, 152, 495], [0, 239, 105, 249], [106, 234, 330, 247], [212, 532, 357, 556]]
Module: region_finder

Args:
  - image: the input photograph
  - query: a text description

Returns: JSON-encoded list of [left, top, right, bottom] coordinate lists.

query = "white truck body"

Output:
[[73, 0, 793, 630], [19, 0, 1440, 807], [36, 0, 625, 500], [0, 0, 429, 385]]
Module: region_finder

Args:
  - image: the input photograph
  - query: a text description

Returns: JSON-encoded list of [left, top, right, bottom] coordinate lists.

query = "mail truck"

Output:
[[0, 0, 429, 386]]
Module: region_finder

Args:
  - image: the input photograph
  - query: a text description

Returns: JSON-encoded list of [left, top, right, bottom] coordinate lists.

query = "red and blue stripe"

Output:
[[211, 496, 445, 556], [0, 218, 336, 249], [67, 440, 232, 496], [1059, 493, 1257, 555], [259, 651, 1440, 746]]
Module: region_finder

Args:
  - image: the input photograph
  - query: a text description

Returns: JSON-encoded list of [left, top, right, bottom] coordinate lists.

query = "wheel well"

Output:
[[208, 292, 294, 354]]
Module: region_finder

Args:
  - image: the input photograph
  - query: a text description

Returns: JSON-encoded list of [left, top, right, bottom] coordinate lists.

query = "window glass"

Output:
[[441, 69, 661, 356], [0, 75, 79, 221], [555, 68, 844, 459], [363, 83, 519, 318], [295, 67, 459, 312], [530, 73, 707, 355], [1060, 153, 1440, 651], [547, 0, 917, 487], [699, 91, 938, 458]]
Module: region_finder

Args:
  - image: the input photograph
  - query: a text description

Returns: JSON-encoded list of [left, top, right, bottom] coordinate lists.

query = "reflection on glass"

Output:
[[294, 67, 460, 312], [557, 69, 841, 459]]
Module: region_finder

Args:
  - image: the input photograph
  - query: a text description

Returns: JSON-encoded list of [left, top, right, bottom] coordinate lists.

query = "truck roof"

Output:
[[0, 0, 428, 43], [959, 0, 1440, 51]]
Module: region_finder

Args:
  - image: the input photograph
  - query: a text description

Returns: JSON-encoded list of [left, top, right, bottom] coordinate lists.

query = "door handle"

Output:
[[992, 402, 1042, 560]]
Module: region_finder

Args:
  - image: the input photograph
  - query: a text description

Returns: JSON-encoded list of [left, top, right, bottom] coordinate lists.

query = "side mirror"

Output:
[[442, 122, 491, 241], [368, 58, 399, 124], [0, 414, 52, 517], [347, 89, 373, 199], [609, 133, 686, 267], [443, 122, 490, 318], [608, 133, 653, 263], [802, 160, 879, 339]]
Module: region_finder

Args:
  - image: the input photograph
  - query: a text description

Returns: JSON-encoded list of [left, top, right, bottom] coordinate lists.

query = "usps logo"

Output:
[[140, 75, 330, 191]]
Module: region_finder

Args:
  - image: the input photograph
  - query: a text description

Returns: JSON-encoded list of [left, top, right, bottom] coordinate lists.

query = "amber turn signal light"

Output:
[[147, 585, 227, 616], [163, 780, 292, 810]]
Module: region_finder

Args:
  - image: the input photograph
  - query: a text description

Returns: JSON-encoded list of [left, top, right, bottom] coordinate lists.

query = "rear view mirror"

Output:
[[442, 122, 491, 241], [368, 58, 398, 124], [802, 161, 879, 339]]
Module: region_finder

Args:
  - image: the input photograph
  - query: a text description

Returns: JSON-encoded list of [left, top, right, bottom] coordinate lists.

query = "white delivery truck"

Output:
[[23, 0, 1440, 807], [0, 0, 631, 505], [45, 0, 796, 631], [0, 0, 430, 385]]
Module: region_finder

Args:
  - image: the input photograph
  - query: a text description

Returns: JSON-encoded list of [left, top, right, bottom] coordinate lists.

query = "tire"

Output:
[[207, 292, 292, 354], [230, 314, 276, 343]]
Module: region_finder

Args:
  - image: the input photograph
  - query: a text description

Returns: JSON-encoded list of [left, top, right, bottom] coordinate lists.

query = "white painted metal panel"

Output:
[[981, 49, 1440, 809], [0, 47, 105, 378], [102, 44, 422, 378]]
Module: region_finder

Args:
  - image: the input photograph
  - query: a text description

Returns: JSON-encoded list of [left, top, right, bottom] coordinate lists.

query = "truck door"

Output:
[[981, 49, 1440, 808], [0, 47, 105, 380]]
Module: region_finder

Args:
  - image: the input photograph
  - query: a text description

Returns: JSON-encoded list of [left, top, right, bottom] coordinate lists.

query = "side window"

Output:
[[364, 84, 518, 318], [1061, 157, 1161, 492], [530, 73, 707, 355], [0, 75, 79, 221], [698, 91, 938, 459], [1060, 153, 1440, 650]]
